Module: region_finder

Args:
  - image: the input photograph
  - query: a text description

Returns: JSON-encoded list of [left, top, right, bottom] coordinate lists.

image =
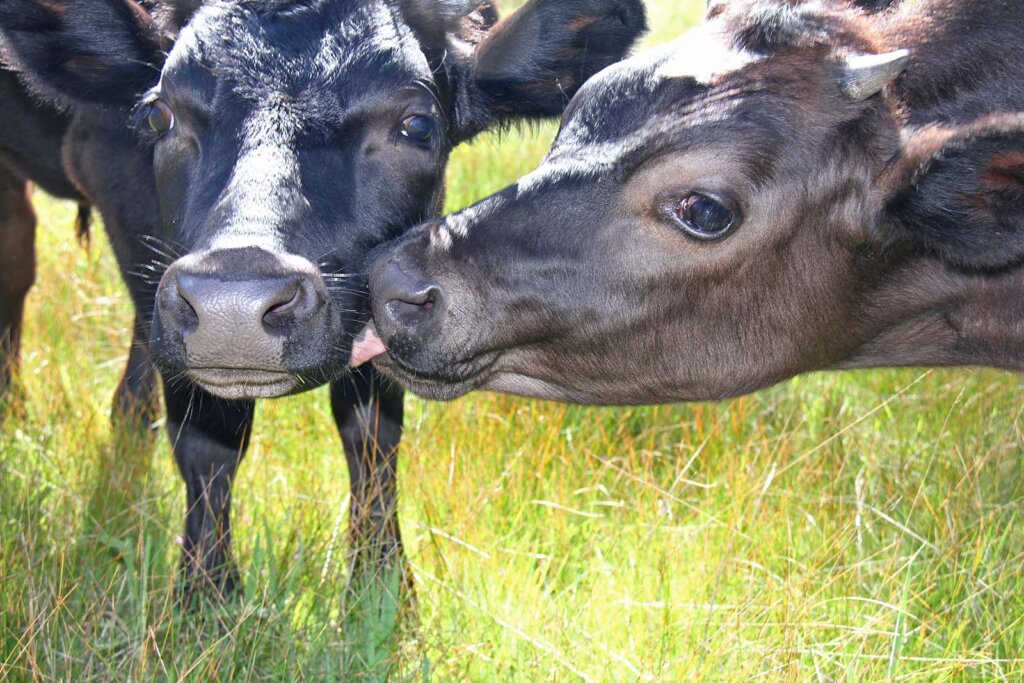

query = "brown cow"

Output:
[[358, 0, 1024, 406]]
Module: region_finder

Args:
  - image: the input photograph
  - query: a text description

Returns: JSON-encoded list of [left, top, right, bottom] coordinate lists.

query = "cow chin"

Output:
[[186, 368, 306, 400], [375, 351, 497, 402]]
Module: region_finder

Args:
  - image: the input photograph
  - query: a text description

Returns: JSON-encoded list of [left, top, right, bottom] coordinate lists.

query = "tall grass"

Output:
[[3, 1, 1024, 679]]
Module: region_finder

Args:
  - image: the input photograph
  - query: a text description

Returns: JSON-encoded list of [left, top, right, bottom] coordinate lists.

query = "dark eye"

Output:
[[400, 114, 437, 146], [144, 99, 174, 134], [672, 192, 738, 240]]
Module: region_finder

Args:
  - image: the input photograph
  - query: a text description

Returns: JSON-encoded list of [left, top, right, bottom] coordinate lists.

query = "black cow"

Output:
[[0, 69, 161, 420], [0, 0, 646, 599], [361, 0, 1024, 405]]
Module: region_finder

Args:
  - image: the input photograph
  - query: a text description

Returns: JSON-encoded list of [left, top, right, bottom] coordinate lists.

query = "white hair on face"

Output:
[[430, 194, 505, 250], [654, 31, 758, 84], [514, 32, 757, 198], [156, 2, 222, 89], [209, 105, 303, 252]]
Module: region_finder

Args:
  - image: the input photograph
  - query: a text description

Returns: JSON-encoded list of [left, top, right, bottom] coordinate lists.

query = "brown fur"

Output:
[[366, 0, 1024, 405], [0, 169, 36, 398]]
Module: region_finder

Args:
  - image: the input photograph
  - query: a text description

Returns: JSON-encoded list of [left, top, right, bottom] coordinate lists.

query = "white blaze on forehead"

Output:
[[430, 194, 506, 250], [311, 1, 429, 77], [209, 105, 303, 252], [654, 30, 758, 84], [514, 139, 635, 196], [158, 0, 429, 102]]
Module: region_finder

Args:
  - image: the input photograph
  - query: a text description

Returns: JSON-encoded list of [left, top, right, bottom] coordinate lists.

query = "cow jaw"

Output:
[[187, 368, 302, 400]]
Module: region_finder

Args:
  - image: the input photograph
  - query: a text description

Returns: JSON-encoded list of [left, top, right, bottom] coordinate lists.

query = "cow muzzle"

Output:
[[352, 245, 500, 401], [153, 247, 334, 399]]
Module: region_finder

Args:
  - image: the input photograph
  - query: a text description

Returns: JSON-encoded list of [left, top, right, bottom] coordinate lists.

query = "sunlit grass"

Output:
[[4, 1, 1024, 680]]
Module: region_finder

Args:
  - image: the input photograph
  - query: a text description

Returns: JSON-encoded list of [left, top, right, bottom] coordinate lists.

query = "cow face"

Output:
[[0, 0, 646, 399], [362, 0, 1024, 404]]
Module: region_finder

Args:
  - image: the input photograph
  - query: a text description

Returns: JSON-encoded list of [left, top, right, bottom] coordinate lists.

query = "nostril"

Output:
[[391, 285, 436, 308], [371, 258, 445, 331], [179, 296, 200, 334], [261, 277, 323, 331], [385, 285, 443, 328], [264, 291, 299, 317], [165, 275, 200, 334]]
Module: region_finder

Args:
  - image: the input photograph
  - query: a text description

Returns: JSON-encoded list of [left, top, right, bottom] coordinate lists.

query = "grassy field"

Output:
[[4, 1, 1024, 680]]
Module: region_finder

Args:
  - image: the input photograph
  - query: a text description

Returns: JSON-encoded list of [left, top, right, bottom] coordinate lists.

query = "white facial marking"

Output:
[[433, 225, 454, 250], [157, 1, 430, 257], [154, 0, 431, 265], [655, 32, 758, 84], [431, 195, 506, 250], [209, 105, 301, 252]]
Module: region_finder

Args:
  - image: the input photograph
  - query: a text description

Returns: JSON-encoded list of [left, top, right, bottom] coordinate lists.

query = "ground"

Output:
[[3, 1, 1024, 680]]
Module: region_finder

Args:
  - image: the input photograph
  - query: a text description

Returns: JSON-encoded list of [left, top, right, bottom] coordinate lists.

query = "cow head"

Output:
[[361, 0, 1024, 404], [0, 0, 646, 399]]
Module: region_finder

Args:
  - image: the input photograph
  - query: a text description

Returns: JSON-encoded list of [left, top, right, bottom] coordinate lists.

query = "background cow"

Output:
[[0, 69, 161, 422], [360, 0, 1024, 405], [0, 0, 646, 600]]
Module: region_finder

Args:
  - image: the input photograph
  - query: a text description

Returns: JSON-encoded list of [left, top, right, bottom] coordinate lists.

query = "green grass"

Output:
[[4, 2, 1024, 679]]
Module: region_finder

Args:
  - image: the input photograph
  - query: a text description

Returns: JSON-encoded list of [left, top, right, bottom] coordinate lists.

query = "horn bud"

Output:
[[841, 49, 910, 100]]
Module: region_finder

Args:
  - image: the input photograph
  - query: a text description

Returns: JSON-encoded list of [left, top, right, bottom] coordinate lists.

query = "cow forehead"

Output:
[[162, 0, 431, 99], [509, 27, 761, 198], [555, 27, 759, 151]]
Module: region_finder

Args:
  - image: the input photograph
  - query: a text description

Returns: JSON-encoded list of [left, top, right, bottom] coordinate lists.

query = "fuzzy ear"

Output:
[[453, 0, 646, 139], [401, 0, 498, 55], [0, 0, 165, 111], [885, 114, 1024, 269]]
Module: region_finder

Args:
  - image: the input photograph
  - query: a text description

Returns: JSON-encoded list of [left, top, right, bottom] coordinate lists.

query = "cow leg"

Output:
[[164, 379, 254, 604], [99, 215, 162, 431], [62, 116, 161, 429], [0, 170, 35, 404], [110, 320, 160, 428], [330, 367, 407, 597]]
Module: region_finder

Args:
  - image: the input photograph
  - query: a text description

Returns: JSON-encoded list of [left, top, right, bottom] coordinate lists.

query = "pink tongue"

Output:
[[350, 324, 387, 368]]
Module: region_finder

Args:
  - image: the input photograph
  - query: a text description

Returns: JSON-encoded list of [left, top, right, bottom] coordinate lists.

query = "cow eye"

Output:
[[400, 114, 437, 146], [144, 99, 175, 134], [672, 192, 738, 240]]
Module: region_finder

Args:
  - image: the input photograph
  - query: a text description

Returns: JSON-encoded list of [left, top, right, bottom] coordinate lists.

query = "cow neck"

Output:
[[838, 255, 1024, 373]]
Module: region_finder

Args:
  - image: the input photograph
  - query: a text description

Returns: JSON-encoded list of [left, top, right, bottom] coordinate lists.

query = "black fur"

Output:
[[456, 0, 647, 137], [888, 119, 1024, 269], [0, 0, 164, 109], [359, 0, 1024, 407], [0, 0, 646, 602]]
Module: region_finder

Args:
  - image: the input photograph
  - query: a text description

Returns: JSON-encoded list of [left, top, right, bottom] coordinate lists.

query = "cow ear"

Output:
[[453, 0, 646, 139], [0, 0, 165, 111], [884, 115, 1024, 269]]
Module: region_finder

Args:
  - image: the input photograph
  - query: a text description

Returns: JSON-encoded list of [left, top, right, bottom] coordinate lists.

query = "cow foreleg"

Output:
[[0, 171, 35, 405], [111, 316, 160, 429], [330, 367, 408, 602], [164, 379, 254, 605]]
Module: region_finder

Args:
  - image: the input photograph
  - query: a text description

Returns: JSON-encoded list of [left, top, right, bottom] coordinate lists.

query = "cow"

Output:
[[0, 67, 163, 424], [358, 0, 1024, 408], [0, 0, 647, 600]]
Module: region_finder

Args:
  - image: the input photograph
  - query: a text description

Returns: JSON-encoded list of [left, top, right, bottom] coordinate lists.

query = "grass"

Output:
[[3, 1, 1024, 679]]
